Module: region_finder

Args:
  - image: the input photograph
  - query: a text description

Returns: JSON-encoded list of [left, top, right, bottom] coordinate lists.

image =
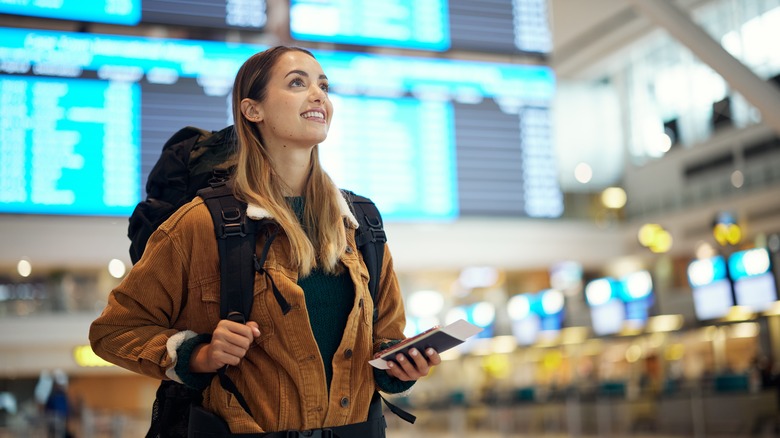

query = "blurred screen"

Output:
[[290, 0, 551, 55], [590, 299, 625, 336], [0, 0, 141, 25], [510, 314, 540, 346], [733, 273, 777, 311], [0, 75, 140, 216], [141, 0, 267, 29], [0, 0, 266, 29], [692, 279, 735, 320], [0, 27, 559, 220], [290, 0, 450, 51]]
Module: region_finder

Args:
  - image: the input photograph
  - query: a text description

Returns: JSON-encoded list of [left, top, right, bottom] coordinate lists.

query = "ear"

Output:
[[240, 98, 263, 122]]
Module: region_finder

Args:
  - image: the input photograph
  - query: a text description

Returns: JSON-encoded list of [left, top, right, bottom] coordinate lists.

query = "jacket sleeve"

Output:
[[88, 203, 204, 381], [371, 243, 416, 394]]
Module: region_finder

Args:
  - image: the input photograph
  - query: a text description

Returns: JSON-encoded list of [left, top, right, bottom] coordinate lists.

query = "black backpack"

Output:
[[129, 126, 401, 438]]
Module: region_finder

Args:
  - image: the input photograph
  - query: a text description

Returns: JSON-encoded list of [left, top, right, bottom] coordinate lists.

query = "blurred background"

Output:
[[1, 0, 780, 436]]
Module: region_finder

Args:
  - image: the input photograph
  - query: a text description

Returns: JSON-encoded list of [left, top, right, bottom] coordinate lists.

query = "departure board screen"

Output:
[[322, 96, 457, 220], [0, 76, 140, 216], [0, 0, 141, 25], [0, 0, 266, 29], [290, 0, 551, 54], [0, 27, 559, 220], [141, 0, 267, 29], [290, 0, 449, 51]]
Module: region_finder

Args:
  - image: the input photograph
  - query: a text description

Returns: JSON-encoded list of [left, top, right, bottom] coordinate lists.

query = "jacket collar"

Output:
[[245, 184, 359, 229]]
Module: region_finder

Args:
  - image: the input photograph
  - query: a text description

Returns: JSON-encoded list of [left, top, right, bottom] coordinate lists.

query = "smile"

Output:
[[301, 110, 326, 122]]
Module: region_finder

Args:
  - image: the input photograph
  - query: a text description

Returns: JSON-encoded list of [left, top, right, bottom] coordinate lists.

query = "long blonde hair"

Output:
[[231, 46, 346, 276]]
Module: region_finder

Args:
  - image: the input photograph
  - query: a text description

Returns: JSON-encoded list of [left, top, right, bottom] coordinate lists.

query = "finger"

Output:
[[246, 321, 261, 338], [386, 361, 412, 381], [394, 353, 419, 377], [216, 321, 256, 348], [213, 330, 253, 352], [210, 337, 251, 360], [425, 348, 442, 366], [407, 348, 430, 374], [212, 349, 242, 367], [220, 320, 256, 340]]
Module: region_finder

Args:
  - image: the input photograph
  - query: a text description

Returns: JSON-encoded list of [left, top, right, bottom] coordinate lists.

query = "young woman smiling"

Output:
[[90, 46, 441, 437]]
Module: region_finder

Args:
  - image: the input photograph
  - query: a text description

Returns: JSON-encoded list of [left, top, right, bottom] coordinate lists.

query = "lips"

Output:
[[301, 110, 326, 121]]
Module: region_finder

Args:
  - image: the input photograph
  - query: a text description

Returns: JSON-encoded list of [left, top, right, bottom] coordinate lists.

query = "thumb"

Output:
[[246, 321, 261, 338]]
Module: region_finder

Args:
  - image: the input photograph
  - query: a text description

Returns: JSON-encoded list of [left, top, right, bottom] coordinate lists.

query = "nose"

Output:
[[310, 84, 326, 102]]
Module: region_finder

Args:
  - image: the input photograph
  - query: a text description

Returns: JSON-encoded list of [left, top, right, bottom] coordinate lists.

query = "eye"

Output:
[[289, 77, 305, 87], [320, 82, 330, 93]]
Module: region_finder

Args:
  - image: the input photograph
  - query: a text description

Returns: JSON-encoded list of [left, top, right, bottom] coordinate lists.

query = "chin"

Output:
[[310, 131, 329, 144]]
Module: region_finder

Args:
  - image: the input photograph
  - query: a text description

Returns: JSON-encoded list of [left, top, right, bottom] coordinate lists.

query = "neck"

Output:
[[269, 144, 314, 196]]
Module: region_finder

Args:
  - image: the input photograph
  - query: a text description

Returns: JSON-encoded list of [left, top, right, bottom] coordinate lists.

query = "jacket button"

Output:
[[344, 349, 353, 359], [340, 397, 349, 408], [345, 246, 353, 253]]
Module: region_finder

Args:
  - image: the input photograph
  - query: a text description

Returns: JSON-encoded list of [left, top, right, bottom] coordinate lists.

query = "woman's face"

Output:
[[245, 51, 333, 151]]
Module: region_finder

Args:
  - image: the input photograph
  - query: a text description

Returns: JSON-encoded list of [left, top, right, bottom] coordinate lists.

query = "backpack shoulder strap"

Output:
[[196, 180, 259, 418], [341, 190, 386, 322], [196, 181, 258, 323]]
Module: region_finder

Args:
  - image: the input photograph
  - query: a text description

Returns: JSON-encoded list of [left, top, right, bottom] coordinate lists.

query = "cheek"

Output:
[[326, 102, 334, 123]]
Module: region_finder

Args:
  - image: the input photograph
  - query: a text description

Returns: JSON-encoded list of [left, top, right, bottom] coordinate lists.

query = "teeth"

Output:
[[302, 111, 324, 119]]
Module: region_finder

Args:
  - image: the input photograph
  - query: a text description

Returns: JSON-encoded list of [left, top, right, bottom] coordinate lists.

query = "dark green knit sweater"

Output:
[[291, 196, 354, 389]]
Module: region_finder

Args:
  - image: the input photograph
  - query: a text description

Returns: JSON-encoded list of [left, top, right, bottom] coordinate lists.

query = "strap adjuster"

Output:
[[219, 221, 247, 238], [369, 227, 386, 243]]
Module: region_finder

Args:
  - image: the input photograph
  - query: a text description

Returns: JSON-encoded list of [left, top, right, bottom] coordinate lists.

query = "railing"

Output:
[[625, 151, 780, 221]]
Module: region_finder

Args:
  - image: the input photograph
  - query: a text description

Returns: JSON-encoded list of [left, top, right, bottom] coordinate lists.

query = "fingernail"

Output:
[[397, 355, 405, 362], [410, 349, 418, 357], [253, 327, 260, 336], [387, 361, 394, 368], [426, 348, 435, 356]]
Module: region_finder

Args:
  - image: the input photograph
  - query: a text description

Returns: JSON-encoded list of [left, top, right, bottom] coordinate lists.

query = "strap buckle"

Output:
[[219, 222, 247, 238], [369, 227, 386, 244], [208, 168, 231, 187], [363, 215, 386, 244]]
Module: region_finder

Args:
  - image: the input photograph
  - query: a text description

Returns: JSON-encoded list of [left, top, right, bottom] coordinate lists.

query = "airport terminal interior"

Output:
[[2, 0, 780, 436]]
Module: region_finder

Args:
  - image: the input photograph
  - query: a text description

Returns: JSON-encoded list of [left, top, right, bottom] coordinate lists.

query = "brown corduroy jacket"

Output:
[[89, 191, 408, 434]]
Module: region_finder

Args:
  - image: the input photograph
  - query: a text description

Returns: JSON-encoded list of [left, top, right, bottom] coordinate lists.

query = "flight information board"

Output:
[[322, 96, 457, 220], [290, 0, 449, 51], [0, 0, 141, 25], [290, 0, 551, 54], [141, 0, 267, 29], [0, 76, 140, 215], [0, 27, 559, 220], [0, 0, 266, 29]]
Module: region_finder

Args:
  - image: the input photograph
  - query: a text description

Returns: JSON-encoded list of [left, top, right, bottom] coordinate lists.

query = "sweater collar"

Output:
[[245, 184, 359, 229]]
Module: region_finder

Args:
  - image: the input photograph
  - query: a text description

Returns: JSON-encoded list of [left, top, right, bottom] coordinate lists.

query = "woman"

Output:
[[89, 46, 440, 436]]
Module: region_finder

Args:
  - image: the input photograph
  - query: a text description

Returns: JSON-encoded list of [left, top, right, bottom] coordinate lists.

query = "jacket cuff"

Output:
[[374, 368, 416, 394], [373, 339, 416, 394], [169, 332, 214, 390]]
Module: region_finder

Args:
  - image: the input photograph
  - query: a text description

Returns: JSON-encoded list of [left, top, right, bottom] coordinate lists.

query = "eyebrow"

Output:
[[285, 69, 328, 80]]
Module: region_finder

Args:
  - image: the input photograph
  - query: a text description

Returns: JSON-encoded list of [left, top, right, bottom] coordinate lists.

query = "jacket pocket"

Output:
[[199, 273, 275, 343]]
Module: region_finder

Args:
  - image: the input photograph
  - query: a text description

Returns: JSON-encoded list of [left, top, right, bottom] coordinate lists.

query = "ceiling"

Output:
[[547, 0, 713, 80]]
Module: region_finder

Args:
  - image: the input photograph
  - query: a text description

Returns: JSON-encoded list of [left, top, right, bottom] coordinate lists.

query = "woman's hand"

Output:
[[190, 320, 260, 373], [384, 348, 442, 381]]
